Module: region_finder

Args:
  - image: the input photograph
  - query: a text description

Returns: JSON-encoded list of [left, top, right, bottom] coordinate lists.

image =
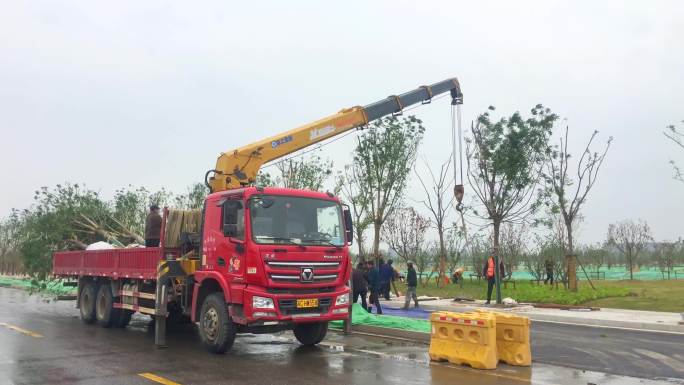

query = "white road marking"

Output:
[[634, 349, 684, 373]]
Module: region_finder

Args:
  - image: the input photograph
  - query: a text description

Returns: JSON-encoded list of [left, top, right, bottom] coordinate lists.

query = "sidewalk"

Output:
[[380, 296, 684, 333]]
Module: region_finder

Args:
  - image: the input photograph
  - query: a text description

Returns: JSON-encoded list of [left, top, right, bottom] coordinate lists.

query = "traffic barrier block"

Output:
[[476, 310, 531, 366], [429, 311, 498, 370]]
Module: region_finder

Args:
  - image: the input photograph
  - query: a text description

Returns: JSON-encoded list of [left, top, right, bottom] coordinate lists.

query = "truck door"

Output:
[[220, 199, 246, 281]]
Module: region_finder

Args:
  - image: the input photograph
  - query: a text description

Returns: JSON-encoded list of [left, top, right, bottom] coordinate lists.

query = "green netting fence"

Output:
[[0, 276, 76, 295]]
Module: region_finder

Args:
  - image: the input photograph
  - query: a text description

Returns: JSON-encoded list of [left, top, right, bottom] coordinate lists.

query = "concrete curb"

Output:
[[385, 300, 684, 334], [525, 313, 684, 334]]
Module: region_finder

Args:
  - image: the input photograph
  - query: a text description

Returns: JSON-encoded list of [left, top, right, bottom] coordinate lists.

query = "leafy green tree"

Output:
[[354, 115, 424, 260], [17, 183, 110, 278], [337, 164, 373, 259], [466, 105, 556, 303], [175, 183, 208, 210], [0, 213, 23, 274], [275, 154, 333, 191]]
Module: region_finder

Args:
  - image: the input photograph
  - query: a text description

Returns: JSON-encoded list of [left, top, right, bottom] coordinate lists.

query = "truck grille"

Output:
[[266, 261, 340, 283], [278, 298, 332, 316]]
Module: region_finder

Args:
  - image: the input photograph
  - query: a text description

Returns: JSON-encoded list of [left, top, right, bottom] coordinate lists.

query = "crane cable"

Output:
[[451, 101, 471, 272]]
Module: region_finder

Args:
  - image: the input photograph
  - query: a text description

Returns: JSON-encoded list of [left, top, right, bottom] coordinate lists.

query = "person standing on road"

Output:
[[352, 262, 368, 310], [544, 258, 554, 285], [482, 255, 505, 305], [403, 261, 419, 310], [366, 260, 382, 314], [145, 204, 162, 247]]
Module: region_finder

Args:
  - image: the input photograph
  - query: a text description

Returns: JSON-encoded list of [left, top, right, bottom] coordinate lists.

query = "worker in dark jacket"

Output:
[[145, 204, 162, 247], [482, 255, 505, 305], [366, 260, 382, 314], [379, 258, 394, 300], [352, 262, 368, 310], [403, 261, 419, 309], [544, 258, 554, 285]]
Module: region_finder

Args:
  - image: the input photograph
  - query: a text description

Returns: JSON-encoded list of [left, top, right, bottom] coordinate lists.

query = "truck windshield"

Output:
[[249, 195, 345, 247]]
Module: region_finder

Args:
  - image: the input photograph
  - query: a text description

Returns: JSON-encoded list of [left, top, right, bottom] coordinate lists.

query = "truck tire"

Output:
[[199, 293, 236, 354], [114, 310, 133, 328], [293, 321, 328, 346], [95, 284, 119, 328], [79, 282, 97, 324]]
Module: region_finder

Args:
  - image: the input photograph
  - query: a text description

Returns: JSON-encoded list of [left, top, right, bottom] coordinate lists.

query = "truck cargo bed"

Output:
[[53, 248, 161, 280]]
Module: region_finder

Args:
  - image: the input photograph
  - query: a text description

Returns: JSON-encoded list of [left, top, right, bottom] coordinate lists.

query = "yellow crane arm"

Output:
[[207, 78, 462, 192]]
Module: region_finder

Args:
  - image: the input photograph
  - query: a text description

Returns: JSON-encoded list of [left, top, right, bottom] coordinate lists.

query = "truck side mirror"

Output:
[[343, 206, 353, 245], [222, 200, 243, 238]]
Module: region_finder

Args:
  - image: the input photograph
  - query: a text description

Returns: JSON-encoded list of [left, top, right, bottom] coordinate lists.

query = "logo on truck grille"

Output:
[[300, 267, 314, 282]]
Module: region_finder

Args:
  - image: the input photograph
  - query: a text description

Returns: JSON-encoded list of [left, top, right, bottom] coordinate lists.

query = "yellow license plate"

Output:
[[296, 298, 319, 308]]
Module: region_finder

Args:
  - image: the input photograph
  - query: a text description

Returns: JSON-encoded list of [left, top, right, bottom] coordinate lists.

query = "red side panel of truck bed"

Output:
[[53, 248, 162, 280]]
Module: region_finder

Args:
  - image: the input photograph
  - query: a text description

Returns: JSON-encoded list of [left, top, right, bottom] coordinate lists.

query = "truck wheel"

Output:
[[114, 310, 133, 328], [199, 293, 236, 354], [293, 322, 328, 346], [95, 284, 119, 328], [79, 282, 97, 324]]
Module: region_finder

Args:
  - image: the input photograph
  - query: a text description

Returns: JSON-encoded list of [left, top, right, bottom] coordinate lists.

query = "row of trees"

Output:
[[0, 183, 206, 278]]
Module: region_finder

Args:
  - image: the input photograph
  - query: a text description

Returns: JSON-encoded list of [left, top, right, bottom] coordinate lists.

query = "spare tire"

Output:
[[79, 282, 97, 324]]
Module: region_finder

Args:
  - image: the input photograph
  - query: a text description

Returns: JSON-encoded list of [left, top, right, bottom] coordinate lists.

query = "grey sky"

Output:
[[1, 1, 683, 246]]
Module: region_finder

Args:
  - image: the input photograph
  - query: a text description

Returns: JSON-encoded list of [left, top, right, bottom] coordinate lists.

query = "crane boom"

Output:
[[207, 78, 463, 192]]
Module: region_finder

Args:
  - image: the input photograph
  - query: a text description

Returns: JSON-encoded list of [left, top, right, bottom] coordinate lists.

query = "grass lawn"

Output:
[[583, 280, 684, 313], [398, 278, 684, 312]]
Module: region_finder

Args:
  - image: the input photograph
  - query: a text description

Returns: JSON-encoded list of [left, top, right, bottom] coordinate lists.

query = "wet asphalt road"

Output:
[[0, 287, 682, 385]]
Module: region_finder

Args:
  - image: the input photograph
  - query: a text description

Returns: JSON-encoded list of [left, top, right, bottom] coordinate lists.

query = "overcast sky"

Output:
[[1, 1, 683, 246]]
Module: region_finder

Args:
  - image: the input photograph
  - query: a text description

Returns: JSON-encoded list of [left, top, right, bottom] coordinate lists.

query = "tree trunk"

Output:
[[437, 227, 446, 288], [493, 220, 502, 305], [356, 231, 365, 262], [566, 221, 578, 292], [372, 219, 381, 263], [628, 252, 634, 280]]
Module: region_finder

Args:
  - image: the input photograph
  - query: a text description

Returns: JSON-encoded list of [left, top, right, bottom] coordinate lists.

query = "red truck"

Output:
[[52, 78, 463, 353]]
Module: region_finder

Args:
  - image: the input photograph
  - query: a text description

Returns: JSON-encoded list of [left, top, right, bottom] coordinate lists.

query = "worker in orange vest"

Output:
[[482, 255, 505, 305]]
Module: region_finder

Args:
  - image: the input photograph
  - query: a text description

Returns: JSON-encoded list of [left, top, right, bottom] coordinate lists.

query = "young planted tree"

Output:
[[337, 164, 373, 260], [415, 157, 455, 287], [544, 126, 612, 291], [499, 223, 527, 278], [354, 115, 424, 260], [607, 219, 653, 280], [466, 105, 556, 303], [445, 225, 466, 275], [382, 207, 431, 266]]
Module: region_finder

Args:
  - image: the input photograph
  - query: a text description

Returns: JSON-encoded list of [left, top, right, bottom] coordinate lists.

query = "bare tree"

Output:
[[467, 105, 556, 303], [382, 207, 430, 266], [607, 219, 653, 280], [499, 223, 527, 278], [544, 126, 611, 291], [664, 122, 684, 182], [445, 225, 466, 275], [415, 157, 455, 287]]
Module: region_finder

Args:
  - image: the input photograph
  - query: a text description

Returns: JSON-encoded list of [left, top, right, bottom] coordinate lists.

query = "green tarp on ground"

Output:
[[0, 276, 76, 295], [330, 303, 431, 333]]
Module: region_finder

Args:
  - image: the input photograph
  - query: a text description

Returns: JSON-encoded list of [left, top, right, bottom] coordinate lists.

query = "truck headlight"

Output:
[[335, 293, 349, 306], [253, 296, 275, 309]]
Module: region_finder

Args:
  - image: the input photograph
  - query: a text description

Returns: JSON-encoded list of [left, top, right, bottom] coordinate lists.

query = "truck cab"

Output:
[[192, 187, 353, 352]]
